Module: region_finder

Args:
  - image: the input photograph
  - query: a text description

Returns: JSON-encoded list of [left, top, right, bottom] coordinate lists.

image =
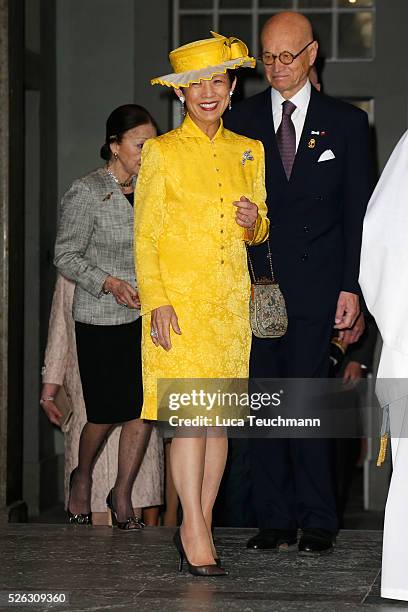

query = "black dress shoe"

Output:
[[298, 528, 335, 556], [246, 529, 297, 550], [173, 529, 228, 576]]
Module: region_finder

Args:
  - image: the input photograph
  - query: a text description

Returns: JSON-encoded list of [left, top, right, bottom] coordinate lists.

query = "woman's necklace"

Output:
[[105, 165, 135, 189]]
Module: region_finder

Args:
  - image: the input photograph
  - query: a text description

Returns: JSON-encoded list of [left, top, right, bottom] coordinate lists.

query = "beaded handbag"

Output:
[[246, 240, 288, 338]]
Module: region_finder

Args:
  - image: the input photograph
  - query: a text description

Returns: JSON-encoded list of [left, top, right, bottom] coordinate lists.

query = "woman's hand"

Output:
[[150, 305, 181, 351], [103, 276, 140, 309], [40, 383, 62, 427], [233, 196, 258, 229]]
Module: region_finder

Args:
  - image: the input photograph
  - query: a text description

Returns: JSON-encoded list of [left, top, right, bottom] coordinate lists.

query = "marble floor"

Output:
[[0, 525, 407, 612]]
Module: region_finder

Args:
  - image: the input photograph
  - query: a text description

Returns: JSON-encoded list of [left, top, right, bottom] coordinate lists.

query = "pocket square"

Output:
[[318, 149, 335, 162]]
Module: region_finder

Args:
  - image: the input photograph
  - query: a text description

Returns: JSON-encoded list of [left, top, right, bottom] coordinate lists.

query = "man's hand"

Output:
[[150, 305, 181, 351], [338, 312, 365, 346], [334, 291, 360, 331], [343, 361, 363, 383]]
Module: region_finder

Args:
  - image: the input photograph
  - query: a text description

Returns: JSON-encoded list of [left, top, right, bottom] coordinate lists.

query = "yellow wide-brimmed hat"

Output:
[[151, 31, 256, 88]]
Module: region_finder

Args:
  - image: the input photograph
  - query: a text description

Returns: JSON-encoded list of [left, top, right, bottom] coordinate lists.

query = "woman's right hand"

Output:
[[103, 276, 140, 309], [40, 383, 62, 427], [150, 305, 181, 351]]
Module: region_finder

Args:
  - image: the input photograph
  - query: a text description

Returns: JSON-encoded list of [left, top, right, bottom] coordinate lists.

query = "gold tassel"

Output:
[[376, 434, 389, 466]]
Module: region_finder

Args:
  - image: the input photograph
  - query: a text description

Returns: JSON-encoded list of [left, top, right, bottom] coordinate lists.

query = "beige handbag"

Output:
[[55, 385, 74, 432], [247, 240, 288, 338]]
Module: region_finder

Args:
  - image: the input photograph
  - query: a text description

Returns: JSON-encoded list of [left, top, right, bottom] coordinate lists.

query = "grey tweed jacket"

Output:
[[54, 167, 139, 325]]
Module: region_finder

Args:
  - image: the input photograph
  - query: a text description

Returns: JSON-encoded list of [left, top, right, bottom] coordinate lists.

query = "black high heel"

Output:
[[210, 528, 221, 567], [106, 489, 145, 530], [173, 529, 228, 576], [67, 469, 92, 525]]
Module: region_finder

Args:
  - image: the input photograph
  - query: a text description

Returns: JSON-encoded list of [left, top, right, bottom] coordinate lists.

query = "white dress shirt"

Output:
[[271, 79, 311, 152]]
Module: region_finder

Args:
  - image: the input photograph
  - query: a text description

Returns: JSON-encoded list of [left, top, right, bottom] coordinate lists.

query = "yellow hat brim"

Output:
[[151, 56, 256, 88]]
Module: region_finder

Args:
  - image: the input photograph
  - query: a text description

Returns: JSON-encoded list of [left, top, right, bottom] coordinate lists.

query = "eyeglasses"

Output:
[[258, 40, 315, 66]]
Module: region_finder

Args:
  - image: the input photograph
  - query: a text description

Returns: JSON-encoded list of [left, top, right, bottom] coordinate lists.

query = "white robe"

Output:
[[360, 130, 408, 601]]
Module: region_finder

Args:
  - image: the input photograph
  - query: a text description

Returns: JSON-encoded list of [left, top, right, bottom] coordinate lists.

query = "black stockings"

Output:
[[69, 419, 152, 521]]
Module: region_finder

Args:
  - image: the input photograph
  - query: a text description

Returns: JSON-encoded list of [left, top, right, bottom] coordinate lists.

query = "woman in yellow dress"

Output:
[[135, 32, 269, 575]]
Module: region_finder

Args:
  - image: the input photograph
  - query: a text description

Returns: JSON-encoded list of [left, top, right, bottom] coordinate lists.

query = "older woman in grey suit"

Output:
[[53, 105, 156, 529]]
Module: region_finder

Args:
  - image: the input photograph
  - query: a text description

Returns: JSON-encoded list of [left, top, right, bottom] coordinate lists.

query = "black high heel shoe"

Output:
[[67, 469, 92, 525], [173, 529, 228, 576], [210, 528, 221, 567], [106, 489, 145, 530]]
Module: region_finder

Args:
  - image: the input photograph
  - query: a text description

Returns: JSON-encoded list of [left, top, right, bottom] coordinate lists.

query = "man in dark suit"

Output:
[[224, 11, 372, 554]]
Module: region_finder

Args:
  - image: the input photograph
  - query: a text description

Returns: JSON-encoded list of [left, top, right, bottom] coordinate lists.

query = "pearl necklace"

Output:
[[105, 166, 135, 189]]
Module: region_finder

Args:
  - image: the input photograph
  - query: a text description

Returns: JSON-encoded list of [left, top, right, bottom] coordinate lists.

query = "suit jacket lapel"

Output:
[[290, 87, 322, 183], [254, 89, 288, 189]]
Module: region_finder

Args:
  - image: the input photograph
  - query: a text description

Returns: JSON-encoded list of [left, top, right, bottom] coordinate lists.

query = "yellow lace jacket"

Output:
[[134, 114, 269, 318]]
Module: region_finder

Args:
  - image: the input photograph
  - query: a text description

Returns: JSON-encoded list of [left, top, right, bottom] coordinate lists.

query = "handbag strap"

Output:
[[246, 238, 275, 283]]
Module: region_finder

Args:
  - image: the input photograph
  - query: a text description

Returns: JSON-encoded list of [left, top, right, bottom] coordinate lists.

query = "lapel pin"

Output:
[[321, 131, 326, 136], [242, 150, 254, 165], [311, 130, 320, 135], [308, 138, 316, 149], [102, 192, 113, 201]]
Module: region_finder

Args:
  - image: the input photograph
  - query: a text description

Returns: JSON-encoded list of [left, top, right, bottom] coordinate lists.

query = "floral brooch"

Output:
[[241, 150, 254, 165]]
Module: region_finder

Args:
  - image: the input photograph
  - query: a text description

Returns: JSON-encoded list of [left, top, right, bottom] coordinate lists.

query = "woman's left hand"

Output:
[[103, 276, 140, 309], [233, 196, 258, 229]]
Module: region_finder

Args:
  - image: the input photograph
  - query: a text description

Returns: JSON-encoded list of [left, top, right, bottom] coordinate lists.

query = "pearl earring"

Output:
[[179, 95, 186, 119], [228, 91, 233, 111], [113, 152, 119, 160]]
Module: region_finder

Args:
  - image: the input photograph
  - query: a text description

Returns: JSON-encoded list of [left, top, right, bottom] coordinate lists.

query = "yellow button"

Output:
[[221, 260, 224, 264], [221, 214, 224, 218], [220, 229, 223, 234], [218, 183, 222, 187], [220, 198, 223, 202], [221, 246, 224, 250], [213, 153, 217, 158], [216, 168, 219, 172]]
